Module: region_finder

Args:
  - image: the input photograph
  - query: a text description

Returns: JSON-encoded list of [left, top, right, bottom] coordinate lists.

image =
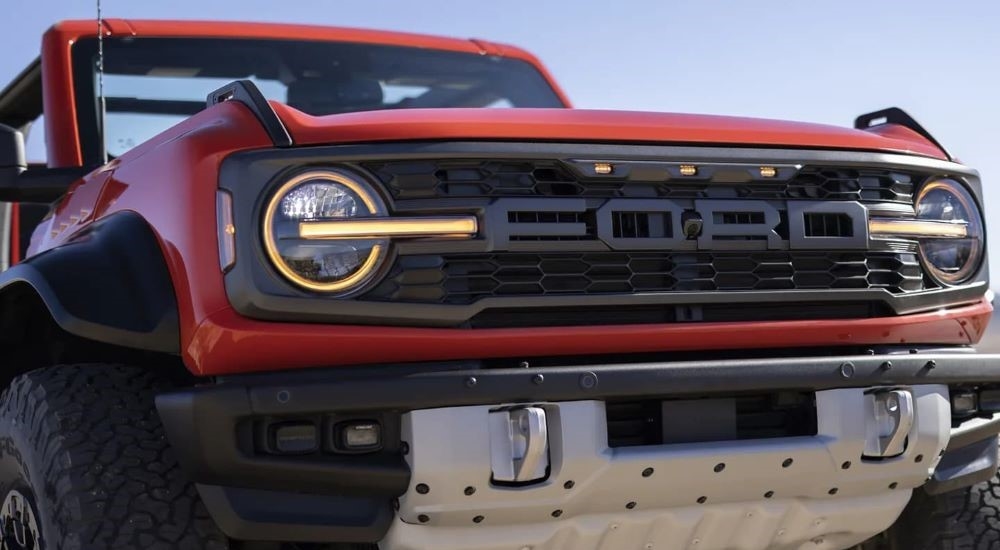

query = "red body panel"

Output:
[[28, 20, 982, 378], [32, 103, 275, 348], [41, 24, 84, 167], [271, 103, 948, 159], [189, 299, 993, 376]]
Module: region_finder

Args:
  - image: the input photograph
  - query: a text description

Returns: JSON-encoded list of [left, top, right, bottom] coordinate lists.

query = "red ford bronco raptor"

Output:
[[0, 19, 997, 550]]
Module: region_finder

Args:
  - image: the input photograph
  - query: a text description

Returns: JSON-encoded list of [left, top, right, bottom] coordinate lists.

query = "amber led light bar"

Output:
[[299, 217, 478, 240], [868, 218, 969, 239]]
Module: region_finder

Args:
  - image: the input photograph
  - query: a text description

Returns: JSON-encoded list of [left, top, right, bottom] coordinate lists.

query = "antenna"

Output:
[[96, 0, 108, 163]]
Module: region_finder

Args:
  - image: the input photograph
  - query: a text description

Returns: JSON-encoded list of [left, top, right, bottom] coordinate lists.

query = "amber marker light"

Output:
[[593, 162, 614, 175], [217, 190, 237, 272]]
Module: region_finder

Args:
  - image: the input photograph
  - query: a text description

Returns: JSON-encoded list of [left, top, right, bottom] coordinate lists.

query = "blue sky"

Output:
[[4, 0, 1000, 273]]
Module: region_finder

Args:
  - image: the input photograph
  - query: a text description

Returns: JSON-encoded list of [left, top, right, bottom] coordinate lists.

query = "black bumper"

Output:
[[156, 350, 1000, 542]]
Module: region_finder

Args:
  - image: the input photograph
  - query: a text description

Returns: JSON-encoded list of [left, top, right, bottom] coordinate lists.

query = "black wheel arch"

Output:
[[0, 211, 181, 364]]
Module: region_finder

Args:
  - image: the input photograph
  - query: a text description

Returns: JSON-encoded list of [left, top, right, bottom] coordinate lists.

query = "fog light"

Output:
[[339, 421, 382, 451], [271, 422, 318, 454], [952, 391, 978, 415], [863, 389, 914, 458], [978, 389, 1000, 412]]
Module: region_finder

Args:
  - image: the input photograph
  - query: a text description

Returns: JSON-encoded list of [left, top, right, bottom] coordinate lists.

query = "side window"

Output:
[[23, 114, 47, 165]]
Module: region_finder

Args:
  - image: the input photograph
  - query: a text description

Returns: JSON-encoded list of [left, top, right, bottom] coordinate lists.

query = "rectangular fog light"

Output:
[[978, 389, 1000, 413], [340, 421, 382, 451], [271, 422, 318, 455], [952, 391, 979, 415]]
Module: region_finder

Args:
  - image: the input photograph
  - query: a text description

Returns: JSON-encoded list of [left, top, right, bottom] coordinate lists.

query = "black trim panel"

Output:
[[207, 80, 292, 147], [197, 484, 392, 543], [229, 284, 988, 328], [239, 352, 1000, 413], [0, 212, 179, 353], [155, 386, 409, 496], [220, 141, 988, 328], [947, 415, 1000, 450], [0, 58, 43, 130], [924, 435, 999, 495], [855, 107, 952, 161]]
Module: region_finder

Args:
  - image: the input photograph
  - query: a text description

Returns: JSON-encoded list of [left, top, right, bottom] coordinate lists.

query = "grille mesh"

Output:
[[607, 393, 818, 448], [363, 160, 917, 202], [366, 251, 926, 304]]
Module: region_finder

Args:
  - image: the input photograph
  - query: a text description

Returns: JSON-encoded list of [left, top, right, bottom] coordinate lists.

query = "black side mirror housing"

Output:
[[0, 124, 93, 203], [0, 123, 27, 183]]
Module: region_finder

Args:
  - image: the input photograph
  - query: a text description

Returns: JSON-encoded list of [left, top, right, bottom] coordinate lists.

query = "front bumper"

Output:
[[156, 350, 1000, 544], [388, 389, 948, 550]]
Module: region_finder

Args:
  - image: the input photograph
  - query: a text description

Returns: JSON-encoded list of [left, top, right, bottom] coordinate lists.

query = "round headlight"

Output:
[[915, 179, 984, 285], [263, 170, 389, 294]]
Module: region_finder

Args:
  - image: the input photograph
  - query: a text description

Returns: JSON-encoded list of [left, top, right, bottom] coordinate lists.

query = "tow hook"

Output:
[[863, 389, 915, 458], [489, 406, 550, 484]]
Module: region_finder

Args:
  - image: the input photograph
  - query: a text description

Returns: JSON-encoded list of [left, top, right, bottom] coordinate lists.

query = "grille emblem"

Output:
[[489, 198, 870, 251]]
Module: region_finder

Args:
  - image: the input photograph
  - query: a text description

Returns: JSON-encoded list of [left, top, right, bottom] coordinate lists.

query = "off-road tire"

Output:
[[0, 364, 229, 549], [880, 474, 1000, 549]]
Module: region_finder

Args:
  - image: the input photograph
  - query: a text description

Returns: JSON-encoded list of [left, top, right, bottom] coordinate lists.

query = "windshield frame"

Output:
[[70, 36, 567, 164]]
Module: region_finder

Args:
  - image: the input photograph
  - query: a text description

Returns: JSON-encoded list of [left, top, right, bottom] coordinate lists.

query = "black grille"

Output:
[[363, 160, 917, 202], [466, 302, 891, 328], [804, 212, 853, 237], [366, 251, 926, 304], [607, 392, 818, 448]]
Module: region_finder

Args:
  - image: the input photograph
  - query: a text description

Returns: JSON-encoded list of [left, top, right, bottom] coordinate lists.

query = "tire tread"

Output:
[[0, 364, 227, 550], [890, 468, 1000, 549]]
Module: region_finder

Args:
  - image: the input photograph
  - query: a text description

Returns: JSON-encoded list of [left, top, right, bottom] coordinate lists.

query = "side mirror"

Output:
[[0, 124, 92, 203], [0, 124, 27, 184]]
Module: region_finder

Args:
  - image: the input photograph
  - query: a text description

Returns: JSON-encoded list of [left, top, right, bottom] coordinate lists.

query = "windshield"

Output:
[[71, 37, 565, 160]]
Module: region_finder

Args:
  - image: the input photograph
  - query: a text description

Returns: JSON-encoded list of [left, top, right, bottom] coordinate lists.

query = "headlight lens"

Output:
[[916, 179, 984, 285], [263, 170, 388, 294]]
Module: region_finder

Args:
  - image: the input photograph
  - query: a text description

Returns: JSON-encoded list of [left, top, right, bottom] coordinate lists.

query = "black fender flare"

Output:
[[0, 211, 180, 354]]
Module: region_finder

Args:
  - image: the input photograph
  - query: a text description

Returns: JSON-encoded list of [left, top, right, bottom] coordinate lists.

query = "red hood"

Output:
[[270, 103, 947, 160]]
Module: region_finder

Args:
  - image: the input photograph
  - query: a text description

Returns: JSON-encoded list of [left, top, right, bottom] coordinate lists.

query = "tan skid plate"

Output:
[[383, 492, 911, 550], [385, 386, 950, 550]]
